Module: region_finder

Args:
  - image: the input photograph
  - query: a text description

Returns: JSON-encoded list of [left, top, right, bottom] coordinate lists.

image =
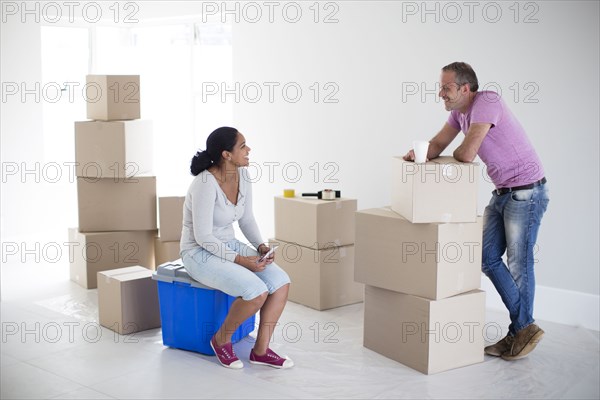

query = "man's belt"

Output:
[[495, 177, 547, 196]]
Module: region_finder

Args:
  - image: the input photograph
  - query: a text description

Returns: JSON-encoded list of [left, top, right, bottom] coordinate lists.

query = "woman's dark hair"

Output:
[[442, 61, 479, 92], [190, 126, 239, 176]]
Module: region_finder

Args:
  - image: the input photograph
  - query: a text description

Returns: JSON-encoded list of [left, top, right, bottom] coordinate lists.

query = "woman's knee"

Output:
[[276, 283, 290, 295], [247, 291, 268, 308]]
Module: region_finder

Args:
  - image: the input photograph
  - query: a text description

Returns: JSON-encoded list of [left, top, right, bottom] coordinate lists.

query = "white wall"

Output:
[[229, 1, 599, 320], [2, 1, 598, 328]]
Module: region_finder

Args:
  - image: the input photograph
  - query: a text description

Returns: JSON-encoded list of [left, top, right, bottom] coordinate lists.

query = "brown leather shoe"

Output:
[[501, 324, 544, 361], [484, 335, 514, 357]]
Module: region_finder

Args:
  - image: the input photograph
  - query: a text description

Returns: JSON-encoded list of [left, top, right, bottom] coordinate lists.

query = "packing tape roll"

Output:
[[283, 189, 295, 198], [322, 189, 336, 200]]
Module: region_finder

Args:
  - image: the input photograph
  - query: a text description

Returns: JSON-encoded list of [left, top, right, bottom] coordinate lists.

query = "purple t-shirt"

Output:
[[447, 91, 544, 189]]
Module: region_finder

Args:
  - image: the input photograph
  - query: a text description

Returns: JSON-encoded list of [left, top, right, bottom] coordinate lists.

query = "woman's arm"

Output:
[[237, 169, 266, 251], [189, 178, 238, 263]]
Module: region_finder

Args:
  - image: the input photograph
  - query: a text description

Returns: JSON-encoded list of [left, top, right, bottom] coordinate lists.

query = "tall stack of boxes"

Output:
[[70, 75, 157, 289], [155, 196, 185, 265], [355, 156, 485, 374], [272, 195, 363, 311]]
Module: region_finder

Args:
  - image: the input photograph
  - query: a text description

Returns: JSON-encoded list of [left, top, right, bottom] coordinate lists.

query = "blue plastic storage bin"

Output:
[[152, 260, 256, 355]]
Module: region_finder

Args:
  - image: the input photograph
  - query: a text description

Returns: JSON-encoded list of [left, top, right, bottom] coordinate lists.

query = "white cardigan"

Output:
[[180, 168, 263, 262]]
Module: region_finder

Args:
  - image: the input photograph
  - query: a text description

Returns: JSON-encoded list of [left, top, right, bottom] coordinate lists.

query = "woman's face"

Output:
[[226, 132, 251, 167]]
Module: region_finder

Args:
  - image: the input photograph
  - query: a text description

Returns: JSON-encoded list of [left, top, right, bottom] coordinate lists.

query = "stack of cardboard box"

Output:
[[355, 156, 485, 374], [155, 196, 185, 265], [271, 195, 364, 310], [70, 75, 157, 289]]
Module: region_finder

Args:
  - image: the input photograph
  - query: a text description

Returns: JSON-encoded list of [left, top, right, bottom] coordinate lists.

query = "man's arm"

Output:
[[404, 123, 460, 161], [428, 123, 461, 160], [453, 123, 492, 162]]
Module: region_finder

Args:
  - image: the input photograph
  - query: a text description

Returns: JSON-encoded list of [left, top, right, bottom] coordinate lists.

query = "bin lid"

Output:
[[152, 259, 214, 290]]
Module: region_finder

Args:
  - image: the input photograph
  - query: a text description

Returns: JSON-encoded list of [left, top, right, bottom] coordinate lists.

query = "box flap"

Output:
[[99, 266, 147, 278]]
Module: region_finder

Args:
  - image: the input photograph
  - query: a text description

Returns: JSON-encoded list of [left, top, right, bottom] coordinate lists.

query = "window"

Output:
[[40, 20, 233, 233]]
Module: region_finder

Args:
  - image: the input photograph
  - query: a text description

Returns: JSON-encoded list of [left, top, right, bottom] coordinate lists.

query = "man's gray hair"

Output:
[[442, 62, 479, 92]]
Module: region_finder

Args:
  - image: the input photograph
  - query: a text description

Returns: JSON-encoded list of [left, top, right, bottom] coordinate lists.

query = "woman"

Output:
[[180, 126, 293, 370]]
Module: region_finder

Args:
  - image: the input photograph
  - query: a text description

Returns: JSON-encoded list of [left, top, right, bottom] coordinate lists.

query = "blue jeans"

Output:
[[482, 184, 550, 335]]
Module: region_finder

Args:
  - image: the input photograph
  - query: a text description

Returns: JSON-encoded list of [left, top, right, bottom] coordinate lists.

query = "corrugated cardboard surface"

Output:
[[391, 156, 479, 223], [158, 197, 185, 242], [271, 238, 363, 310], [68, 228, 156, 289], [154, 237, 181, 266], [98, 266, 161, 335], [364, 286, 485, 374], [355, 207, 482, 300], [77, 176, 157, 232], [86, 75, 140, 121], [74, 120, 153, 179], [274, 196, 356, 249]]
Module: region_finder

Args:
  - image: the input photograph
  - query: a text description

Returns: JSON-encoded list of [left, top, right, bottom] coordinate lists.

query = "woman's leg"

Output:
[[182, 243, 270, 346], [253, 283, 290, 355], [223, 241, 292, 358], [214, 291, 267, 347]]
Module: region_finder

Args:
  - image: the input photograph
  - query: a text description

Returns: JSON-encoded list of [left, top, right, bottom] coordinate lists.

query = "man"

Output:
[[404, 62, 549, 360]]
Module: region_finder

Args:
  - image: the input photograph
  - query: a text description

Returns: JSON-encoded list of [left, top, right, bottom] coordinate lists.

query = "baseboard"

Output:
[[481, 276, 600, 332]]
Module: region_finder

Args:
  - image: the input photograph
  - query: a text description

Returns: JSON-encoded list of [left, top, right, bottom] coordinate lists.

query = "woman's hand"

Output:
[[235, 255, 268, 272], [257, 244, 275, 264]]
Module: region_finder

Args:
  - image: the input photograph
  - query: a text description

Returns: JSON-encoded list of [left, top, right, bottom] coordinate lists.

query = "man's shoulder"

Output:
[[475, 90, 502, 104]]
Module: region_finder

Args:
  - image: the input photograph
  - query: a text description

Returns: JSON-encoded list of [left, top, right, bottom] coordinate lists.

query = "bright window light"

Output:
[[40, 20, 233, 236]]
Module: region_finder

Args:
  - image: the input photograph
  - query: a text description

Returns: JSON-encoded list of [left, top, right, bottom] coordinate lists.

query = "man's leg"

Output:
[[501, 185, 549, 360], [482, 193, 520, 356]]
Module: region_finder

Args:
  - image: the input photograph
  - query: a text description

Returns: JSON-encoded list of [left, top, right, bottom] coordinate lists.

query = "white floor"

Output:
[[1, 260, 599, 400]]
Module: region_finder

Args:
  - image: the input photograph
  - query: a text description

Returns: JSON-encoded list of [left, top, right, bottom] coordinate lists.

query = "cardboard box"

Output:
[[153, 260, 255, 355], [364, 285, 485, 375], [391, 156, 479, 223], [355, 207, 482, 300], [154, 237, 181, 266], [274, 196, 357, 249], [86, 75, 140, 121], [69, 228, 156, 289], [158, 196, 185, 241], [98, 266, 161, 335], [77, 176, 157, 232], [74, 120, 153, 178], [271, 238, 363, 310]]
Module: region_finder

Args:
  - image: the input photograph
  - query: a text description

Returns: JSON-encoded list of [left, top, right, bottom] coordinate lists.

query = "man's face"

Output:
[[439, 71, 467, 111]]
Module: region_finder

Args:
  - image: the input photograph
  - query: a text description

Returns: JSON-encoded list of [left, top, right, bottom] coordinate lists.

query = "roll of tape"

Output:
[[283, 189, 295, 198], [322, 189, 335, 200]]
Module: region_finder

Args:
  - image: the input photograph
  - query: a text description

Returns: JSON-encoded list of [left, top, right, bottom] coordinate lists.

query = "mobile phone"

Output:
[[257, 246, 278, 263]]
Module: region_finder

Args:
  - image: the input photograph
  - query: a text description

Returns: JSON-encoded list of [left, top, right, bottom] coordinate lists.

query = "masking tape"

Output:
[[283, 189, 295, 198], [322, 189, 335, 200]]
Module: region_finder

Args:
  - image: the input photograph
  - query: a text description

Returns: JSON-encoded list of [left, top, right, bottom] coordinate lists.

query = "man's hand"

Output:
[[402, 149, 429, 162], [402, 124, 459, 162]]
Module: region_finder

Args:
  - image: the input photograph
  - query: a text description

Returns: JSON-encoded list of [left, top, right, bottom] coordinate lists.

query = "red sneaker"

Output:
[[249, 348, 294, 369], [210, 337, 243, 369]]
